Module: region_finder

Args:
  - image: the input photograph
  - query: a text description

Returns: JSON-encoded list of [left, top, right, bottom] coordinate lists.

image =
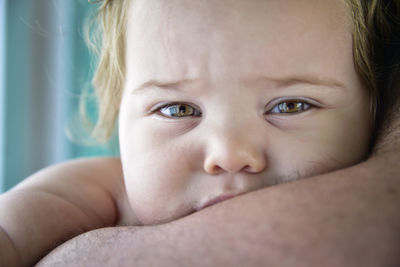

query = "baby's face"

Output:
[[119, 0, 371, 225]]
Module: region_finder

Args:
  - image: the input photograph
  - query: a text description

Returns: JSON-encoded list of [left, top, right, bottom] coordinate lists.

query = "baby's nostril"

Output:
[[210, 165, 224, 174]]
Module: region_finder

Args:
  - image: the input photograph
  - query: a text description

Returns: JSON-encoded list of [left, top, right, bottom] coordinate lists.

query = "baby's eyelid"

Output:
[[152, 102, 202, 118], [266, 97, 317, 109], [150, 102, 197, 111], [265, 97, 319, 114]]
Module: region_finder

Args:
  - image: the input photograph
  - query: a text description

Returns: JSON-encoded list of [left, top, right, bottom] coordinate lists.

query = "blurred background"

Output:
[[0, 0, 118, 192]]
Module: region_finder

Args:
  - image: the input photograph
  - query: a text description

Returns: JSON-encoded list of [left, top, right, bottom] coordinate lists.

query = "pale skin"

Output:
[[119, 0, 371, 225], [0, 0, 399, 266]]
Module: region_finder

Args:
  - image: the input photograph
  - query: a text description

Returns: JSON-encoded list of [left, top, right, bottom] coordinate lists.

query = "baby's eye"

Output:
[[158, 103, 202, 118], [269, 100, 311, 114]]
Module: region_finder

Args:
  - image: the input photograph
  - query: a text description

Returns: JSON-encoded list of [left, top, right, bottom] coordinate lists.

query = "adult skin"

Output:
[[37, 78, 400, 266]]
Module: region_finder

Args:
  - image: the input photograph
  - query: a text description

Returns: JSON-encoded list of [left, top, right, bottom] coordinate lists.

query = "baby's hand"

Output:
[[0, 157, 127, 267]]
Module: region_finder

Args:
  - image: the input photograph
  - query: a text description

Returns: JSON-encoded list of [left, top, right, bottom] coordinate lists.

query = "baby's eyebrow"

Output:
[[247, 75, 347, 90], [131, 79, 196, 94], [131, 75, 346, 95]]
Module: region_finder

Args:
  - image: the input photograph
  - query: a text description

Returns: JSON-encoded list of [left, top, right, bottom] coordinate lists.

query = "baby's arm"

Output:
[[0, 157, 126, 267]]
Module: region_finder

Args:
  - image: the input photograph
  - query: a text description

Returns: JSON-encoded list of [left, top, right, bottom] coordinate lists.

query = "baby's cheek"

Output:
[[122, 149, 194, 225], [124, 176, 172, 225], [272, 132, 363, 181], [305, 139, 367, 178]]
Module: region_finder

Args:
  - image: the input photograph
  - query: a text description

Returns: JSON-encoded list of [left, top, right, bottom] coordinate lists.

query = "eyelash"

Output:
[[267, 100, 313, 115], [152, 99, 315, 118], [152, 103, 202, 118]]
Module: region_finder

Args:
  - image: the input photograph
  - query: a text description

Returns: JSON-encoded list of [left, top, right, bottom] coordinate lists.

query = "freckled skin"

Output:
[[119, 0, 372, 225]]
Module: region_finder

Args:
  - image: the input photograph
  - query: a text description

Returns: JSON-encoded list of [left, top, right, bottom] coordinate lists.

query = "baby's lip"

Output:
[[197, 193, 241, 211]]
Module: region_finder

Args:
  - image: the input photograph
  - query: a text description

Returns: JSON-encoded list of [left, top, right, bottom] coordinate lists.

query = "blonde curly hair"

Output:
[[85, 0, 399, 142]]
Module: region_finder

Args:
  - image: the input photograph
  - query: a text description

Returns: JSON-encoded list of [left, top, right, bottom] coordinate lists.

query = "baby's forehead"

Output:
[[128, 0, 351, 30], [126, 0, 355, 91]]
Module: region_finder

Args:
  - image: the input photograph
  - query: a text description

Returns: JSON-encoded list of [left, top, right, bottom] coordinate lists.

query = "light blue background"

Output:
[[0, 0, 118, 192]]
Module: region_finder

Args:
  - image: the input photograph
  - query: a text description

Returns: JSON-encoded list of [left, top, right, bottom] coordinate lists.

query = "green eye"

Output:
[[269, 101, 311, 114], [159, 103, 202, 118]]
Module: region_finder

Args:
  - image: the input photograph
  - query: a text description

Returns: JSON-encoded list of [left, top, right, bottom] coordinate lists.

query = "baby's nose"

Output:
[[203, 129, 267, 174]]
